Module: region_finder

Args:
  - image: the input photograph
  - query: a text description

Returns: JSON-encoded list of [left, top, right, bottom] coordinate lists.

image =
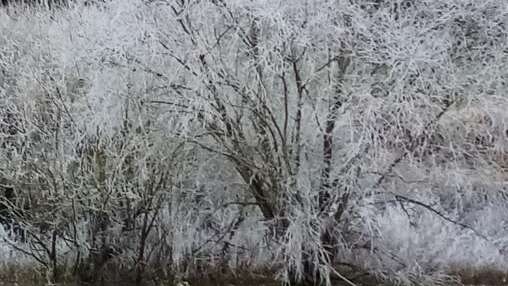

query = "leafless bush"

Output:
[[0, 0, 507, 285]]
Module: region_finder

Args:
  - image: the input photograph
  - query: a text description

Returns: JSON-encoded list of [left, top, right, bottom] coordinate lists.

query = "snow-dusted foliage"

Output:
[[0, 0, 507, 285]]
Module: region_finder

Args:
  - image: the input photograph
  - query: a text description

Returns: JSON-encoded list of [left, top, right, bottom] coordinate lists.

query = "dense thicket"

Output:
[[0, 1, 507, 285], [1, 0, 67, 7]]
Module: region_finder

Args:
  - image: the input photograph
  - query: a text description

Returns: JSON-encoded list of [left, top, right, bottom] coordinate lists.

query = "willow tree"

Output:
[[147, 0, 507, 284], [0, 0, 506, 285]]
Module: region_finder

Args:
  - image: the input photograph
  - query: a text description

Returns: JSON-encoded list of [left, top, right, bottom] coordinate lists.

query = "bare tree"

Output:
[[0, 0, 506, 285]]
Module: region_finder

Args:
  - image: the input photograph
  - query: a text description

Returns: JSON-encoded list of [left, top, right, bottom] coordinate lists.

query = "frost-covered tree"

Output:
[[0, 0, 507, 285], [147, 0, 507, 284]]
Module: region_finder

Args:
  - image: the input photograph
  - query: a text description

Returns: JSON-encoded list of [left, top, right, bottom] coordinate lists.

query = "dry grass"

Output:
[[0, 263, 45, 285], [449, 265, 508, 286]]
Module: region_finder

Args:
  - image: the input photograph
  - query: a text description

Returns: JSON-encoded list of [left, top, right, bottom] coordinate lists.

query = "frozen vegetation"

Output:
[[0, 0, 507, 285]]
